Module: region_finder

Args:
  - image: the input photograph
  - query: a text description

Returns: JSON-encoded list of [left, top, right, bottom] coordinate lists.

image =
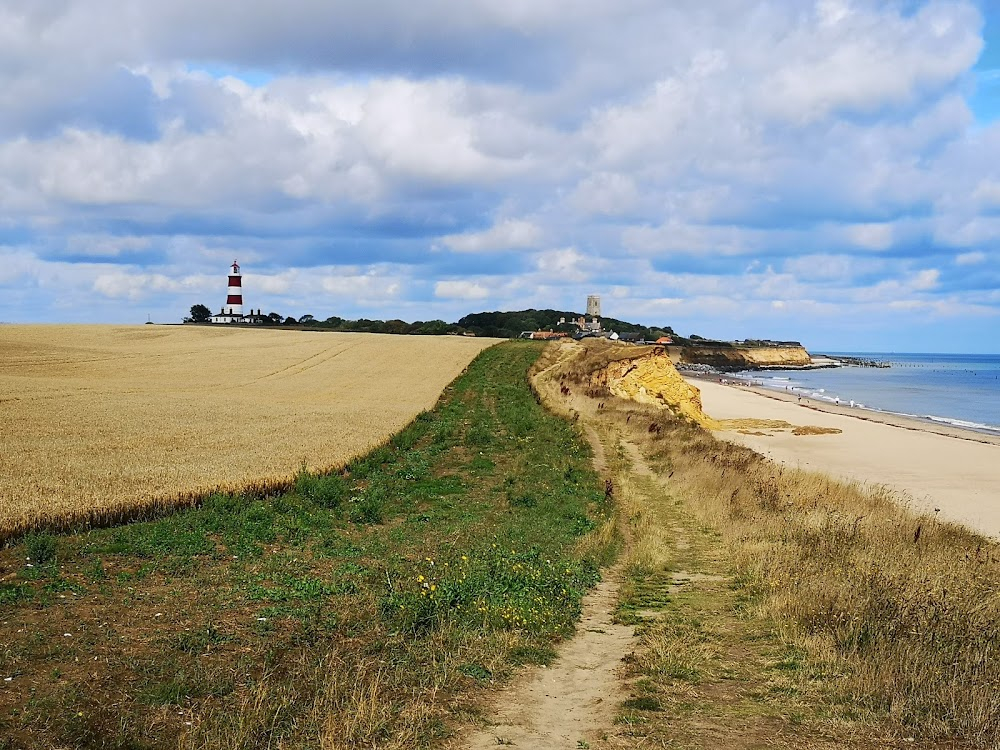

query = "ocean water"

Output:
[[737, 352, 1000, 437]]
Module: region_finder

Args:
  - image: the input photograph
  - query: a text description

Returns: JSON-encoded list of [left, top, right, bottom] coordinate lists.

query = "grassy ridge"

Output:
[[0, 342, 613, 749]]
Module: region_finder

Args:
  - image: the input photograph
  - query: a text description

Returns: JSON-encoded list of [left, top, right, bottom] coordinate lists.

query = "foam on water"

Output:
[[739, 352, 1000, 438]]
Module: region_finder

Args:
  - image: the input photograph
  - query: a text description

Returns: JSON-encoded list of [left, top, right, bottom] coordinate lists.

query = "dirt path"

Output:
[[459, 573, 633, 749], [457, 357, 637, 749]]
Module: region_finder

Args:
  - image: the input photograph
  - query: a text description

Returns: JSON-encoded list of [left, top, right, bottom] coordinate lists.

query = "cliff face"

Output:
[[670, 345, 812, 370], [588, 349, 714, 428]]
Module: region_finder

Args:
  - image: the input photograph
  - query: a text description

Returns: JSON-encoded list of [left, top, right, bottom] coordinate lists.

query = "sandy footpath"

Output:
[[688, 377, 1000, 538]]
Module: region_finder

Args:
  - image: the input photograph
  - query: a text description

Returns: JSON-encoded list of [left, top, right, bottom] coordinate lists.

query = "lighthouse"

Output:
[[210, 260, 261, 324], [225, 260, 243, 316]]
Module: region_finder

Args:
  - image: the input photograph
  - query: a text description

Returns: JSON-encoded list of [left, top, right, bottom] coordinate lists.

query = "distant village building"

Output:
[[210, 260, 264, 324], [520, 331, 568, 340], [586, 295, 601, 318]]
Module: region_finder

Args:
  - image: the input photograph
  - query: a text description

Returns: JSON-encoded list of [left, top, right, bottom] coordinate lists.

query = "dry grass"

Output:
[[545, 339, 1000, 746], [0, 325, 494, 540]]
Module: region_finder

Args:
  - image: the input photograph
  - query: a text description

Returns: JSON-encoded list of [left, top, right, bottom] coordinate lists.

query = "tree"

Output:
[[413, 319, 450, 335], [299, 314, 316, 325], [189, 304, 212, 323], [383, 319, 410, 335]]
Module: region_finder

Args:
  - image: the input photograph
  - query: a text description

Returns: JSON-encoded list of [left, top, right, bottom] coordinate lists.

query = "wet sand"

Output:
[[687, 376, 1000, 538]]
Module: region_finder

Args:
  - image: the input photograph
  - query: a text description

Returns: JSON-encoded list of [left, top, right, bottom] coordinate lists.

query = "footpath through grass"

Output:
[[0, 342, 613, 749], [543, 337, 1000, 748]]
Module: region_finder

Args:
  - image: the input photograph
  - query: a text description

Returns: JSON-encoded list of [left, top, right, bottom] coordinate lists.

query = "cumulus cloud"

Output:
[[439, 219, 542, 252], [0, 0, 998, 349], [846, 223, 895, 252], [434, 280, 490, 300]]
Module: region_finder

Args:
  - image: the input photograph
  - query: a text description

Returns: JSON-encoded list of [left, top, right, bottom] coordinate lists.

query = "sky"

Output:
[[1, 0, 1000, 352]]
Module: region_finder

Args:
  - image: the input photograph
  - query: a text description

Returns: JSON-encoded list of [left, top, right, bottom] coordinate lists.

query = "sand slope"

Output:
[[690, 377, 1000, 538]]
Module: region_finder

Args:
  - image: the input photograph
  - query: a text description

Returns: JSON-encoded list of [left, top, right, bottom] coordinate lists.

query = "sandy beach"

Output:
[[687, 376, 1000, 538]]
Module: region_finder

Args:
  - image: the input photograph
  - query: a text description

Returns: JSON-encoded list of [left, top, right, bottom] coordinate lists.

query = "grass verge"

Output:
[[0, 342, 615, 749]]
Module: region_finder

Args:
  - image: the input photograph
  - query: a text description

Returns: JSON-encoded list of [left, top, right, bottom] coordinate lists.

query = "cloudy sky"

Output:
[[2, 0, 1000, 351]]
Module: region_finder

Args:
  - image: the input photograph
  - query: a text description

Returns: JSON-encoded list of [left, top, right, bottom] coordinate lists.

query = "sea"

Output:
[[735, 352, 1000, 437]]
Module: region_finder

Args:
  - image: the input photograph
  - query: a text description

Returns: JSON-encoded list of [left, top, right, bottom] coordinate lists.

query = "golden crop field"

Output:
[[0, 325, 496, 539]]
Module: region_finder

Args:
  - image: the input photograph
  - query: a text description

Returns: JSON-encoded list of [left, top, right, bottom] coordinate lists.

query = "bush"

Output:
[[24, 532, 58, 565]]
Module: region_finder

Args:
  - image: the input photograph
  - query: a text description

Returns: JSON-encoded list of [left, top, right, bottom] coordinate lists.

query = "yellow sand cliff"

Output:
[[588, 350, 717, 429], [669, 344, 812, 369]]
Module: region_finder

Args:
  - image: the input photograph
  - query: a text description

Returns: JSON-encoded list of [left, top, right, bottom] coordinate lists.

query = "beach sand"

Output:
[[687, 376, 1000, 538]]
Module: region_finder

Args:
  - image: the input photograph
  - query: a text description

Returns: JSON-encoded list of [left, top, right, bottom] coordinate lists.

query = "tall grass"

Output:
[[541, 339, 1000, 745]]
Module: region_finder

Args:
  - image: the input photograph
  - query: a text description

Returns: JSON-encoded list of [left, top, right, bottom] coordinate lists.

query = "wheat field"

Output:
[[0, 325, 495, 539]]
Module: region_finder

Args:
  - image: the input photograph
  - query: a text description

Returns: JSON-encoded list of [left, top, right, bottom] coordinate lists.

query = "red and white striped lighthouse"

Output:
[[224, 260, 243, 316]]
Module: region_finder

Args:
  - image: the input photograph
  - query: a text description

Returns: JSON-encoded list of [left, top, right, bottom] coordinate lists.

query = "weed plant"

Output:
[[23, 532, 57, 565]]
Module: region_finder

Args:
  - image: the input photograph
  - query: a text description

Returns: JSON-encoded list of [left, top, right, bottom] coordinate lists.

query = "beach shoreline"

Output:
[[683, 370, 1000, 447], [684, 374, 1000, 538]]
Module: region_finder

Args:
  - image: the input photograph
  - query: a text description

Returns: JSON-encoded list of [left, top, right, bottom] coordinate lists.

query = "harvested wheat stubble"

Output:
[[0, 325, 495, 538]]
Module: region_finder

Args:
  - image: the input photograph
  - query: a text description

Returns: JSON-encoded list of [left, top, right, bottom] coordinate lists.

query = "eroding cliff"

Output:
[[671, 345, 812, 370], [588, 349, 716, 429], [573, 342, 837, 437]]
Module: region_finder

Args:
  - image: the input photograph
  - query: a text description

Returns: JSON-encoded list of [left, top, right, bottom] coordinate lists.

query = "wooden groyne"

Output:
[[824, 355, 891, 368]]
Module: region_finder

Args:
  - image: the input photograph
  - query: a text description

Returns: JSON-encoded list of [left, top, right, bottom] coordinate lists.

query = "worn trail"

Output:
[[460, 572, 633, 749], [456, 352, 638, 749]]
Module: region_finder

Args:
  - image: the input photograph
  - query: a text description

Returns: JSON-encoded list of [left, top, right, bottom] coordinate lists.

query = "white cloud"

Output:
[[440, 218, 542, 252], [535, 247, 588, 282], [0, 0, 997, 349], [846, 222, 894, 251], [956, 251, 986, 265], [434, 280, 490, 300], [756, 1, 981, 122], [911, 268, 941, 291], [93, 272, 211, 300], [569, 172, 641, 217]]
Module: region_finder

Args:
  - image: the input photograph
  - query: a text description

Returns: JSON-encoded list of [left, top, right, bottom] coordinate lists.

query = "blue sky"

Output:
[[1, 0, 999, 352]]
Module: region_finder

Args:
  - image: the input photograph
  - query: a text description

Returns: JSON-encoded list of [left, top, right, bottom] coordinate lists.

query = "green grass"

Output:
[[1, 342, 612, 749]]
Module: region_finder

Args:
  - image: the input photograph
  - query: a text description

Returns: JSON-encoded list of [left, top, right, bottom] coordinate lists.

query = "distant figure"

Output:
[[835, 397, 840, 405], [850, 400, 855, 408], [797, 396, 801, 403]]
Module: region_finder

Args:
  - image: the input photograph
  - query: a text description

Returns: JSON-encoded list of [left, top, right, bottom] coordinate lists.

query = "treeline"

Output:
[[296, 316, 461, 335], [187, 304, 680, 339], [457, 309, 676, 340]]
